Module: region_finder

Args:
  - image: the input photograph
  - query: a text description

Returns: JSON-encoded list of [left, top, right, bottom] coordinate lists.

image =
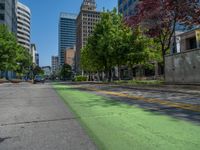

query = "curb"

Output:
[[115, 85, 200, 95]]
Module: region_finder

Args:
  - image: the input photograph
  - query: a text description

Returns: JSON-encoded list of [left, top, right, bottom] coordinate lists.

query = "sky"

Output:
[[19, 0, 118, 67]]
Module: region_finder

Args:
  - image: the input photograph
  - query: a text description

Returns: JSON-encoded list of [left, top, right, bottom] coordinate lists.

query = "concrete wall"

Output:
[[165, 49, 200, 84]]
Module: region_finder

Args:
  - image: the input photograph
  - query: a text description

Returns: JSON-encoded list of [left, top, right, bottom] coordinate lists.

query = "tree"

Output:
[[0, 24, 32, 79], [127, 0, 200, 76], [81, 9, 134, 81], [0, 25, 18, 72], [15, 45, 32, 77], [127, 27, 161, 78], [33, 65, 44, 77], [60, 64, 72, 80], [111, 12, 133, 80], [81, 43, 102, 73]]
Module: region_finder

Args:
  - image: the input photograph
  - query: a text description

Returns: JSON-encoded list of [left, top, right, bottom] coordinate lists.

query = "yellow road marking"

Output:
[[80, 87, 200, 112]]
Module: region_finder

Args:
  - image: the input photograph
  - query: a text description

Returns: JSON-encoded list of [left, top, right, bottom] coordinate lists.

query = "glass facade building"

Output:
[[58, 12, 77, 66], [35, 53, 39, 66], [118, 0, 139, 17], [51, 56, 59, 73], [0, 0, 17, 33]]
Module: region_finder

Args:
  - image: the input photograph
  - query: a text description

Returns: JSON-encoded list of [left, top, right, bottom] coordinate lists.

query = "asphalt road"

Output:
[[0, 83, 97, 150], [68, 83, 200, 123]]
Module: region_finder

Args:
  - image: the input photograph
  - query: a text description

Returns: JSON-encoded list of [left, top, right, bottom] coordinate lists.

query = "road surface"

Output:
[[0, 83, 97, 150]]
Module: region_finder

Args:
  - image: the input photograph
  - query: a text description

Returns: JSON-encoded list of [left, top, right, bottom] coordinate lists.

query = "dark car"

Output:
[[33, 75, 45, 84]]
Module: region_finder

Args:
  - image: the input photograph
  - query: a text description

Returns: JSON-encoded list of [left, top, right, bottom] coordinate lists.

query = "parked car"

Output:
[[33, 75, 45, 84]]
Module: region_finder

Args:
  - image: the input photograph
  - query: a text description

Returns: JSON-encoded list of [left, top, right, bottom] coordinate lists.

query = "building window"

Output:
[[0, 14, 4, 21], [0, 3, 5, 10], [188, 37, 197, 50]]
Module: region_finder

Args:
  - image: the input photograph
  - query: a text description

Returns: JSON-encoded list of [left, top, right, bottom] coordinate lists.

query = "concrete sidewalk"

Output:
[[118, 84, 200, 95], [0, 83, 97, 150], [64, 81, 200, 95]]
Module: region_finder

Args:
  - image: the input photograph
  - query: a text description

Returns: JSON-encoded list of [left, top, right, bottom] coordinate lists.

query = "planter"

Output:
[[0, 79, 8, 84], [9, 79, 23, 84]]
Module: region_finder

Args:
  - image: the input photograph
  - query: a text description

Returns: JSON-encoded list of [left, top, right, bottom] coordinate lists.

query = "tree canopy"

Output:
[[15, 45, 32, 75], [126, 0, 200, 76], [81, 9, 131, 80], [60, 64, 72, 80], [0, 24, 32, 78], [0, 25, 18, 71], [81, 9, 157, 80]]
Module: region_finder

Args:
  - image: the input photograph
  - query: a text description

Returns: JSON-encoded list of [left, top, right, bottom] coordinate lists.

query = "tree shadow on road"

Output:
[[54, 85, 200, 125]]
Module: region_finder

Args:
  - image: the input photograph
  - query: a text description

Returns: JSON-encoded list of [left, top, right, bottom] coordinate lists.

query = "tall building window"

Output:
[[0, 14, 4, 21], [0, 3, 5, 10]]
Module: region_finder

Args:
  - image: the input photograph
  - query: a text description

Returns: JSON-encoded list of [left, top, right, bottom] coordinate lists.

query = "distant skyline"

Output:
[[19, 0, 118, 66]]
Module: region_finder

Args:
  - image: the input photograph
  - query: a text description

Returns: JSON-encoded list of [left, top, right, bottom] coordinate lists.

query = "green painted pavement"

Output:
[[54, 84, 200, 150]]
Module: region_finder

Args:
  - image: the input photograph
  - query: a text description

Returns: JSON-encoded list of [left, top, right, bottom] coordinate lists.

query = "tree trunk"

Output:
[[128, 67, 133, 80], [0, 71, 2, 78], [105, 70, 109, 82], [108, 69, 112, 82], [138, 64, 143, 79], [97, 71, 100, 81], [88, 72, 91, 81], [162, 48, 166, 80], [154, 61, 159, 79], [118, 65, 121, 81], [101, 71, 104, 81]]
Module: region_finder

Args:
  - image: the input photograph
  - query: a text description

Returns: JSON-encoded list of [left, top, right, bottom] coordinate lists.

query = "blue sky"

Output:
[[19, 0, 118, 67]]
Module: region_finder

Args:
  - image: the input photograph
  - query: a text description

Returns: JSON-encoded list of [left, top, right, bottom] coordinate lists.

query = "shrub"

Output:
[[74, 76, 87, 82], [127, 80, 164, 85]]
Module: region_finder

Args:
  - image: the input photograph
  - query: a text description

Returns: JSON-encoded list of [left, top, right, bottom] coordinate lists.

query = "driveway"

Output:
[[0, 83, 97, 150]]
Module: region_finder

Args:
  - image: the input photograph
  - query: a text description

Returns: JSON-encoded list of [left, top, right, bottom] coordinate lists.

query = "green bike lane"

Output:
[[54, 84, 200, 150]]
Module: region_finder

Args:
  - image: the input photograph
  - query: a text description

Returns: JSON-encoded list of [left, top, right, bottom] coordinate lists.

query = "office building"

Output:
[[118, 0, 139, 17], [17, 1, 31, 51], [30, 44, 39, 64], [64, 47, 75, 68], [0, 0, 17, 33], [42, 66, 51, 77], [76, 0, 100, 73], [51, 56, 59, 73], [58, 12, 77, 66], [35, 53, 39, 66]]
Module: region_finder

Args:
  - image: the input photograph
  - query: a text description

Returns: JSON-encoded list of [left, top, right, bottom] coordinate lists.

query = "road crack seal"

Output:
[[0, 137, 12, 143], [0, 117, 78, 127]]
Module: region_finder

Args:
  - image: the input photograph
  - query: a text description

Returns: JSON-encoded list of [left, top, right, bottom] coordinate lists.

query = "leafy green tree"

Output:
[[33, 65, 44, 77], [0, 25, 18, 72], [0, 25, 32, 79], [60, 64, 72, 80], [109, 10, 133, 80], [127, 28, 162, 78], [81, 9, 134, 81], [81, 44, 99, 73], [81, 44, 103, 81], [128, 29, 157, 65], [81, 9, 161, 81], [15, 45, 32, 77]]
